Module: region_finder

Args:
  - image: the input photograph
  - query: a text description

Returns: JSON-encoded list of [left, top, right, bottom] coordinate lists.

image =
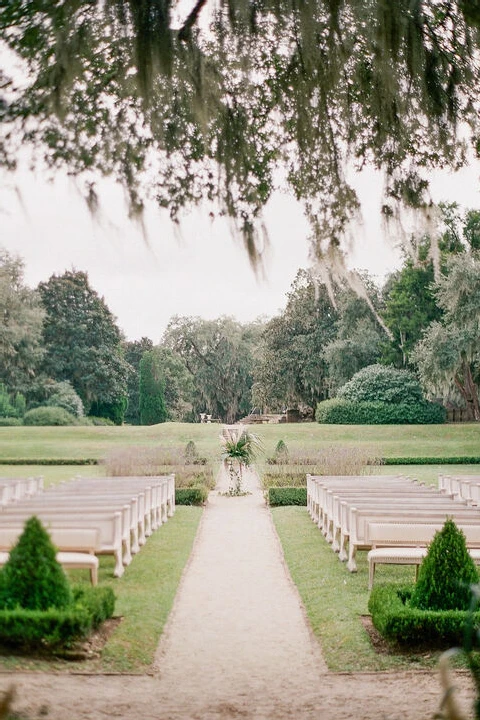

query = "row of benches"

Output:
[[306, 474, 480, 588], [0, 476, 44, 506], [0, 475, 176, 584]]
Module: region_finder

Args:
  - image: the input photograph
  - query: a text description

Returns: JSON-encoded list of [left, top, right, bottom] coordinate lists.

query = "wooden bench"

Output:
[[366, 522, 480, 589], [347, 506, 480, 572], [0, 526, 100, 585], [0, 510, 124, 577]]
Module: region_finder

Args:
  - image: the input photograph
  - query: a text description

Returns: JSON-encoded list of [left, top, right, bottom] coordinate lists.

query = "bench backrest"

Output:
[[366, 521, 480, 548]]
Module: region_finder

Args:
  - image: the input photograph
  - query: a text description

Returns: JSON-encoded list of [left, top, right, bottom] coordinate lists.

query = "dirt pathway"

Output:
[[1, 468, 477, 719]]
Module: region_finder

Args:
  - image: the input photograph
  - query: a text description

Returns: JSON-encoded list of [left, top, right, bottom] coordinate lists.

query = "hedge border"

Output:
[[368, 584, 480, 646], [267, 487, 307, 506], [378, 456, 480, 465]]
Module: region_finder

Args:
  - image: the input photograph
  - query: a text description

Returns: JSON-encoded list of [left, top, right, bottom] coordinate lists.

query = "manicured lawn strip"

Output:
[[2, 423, 479, 465], [271, 507, 439, 672], [97, 506, 202, 672]]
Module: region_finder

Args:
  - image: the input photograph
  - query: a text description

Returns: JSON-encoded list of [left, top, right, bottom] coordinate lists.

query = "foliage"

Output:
[[267, 487, 307, 506], [139, 350, 167, 425], [316, 398, 446, 424], [274, 440, 289, 464], [0, 417, 22, 426], [324, 280, 385, 392], [23, 406, 78, 426], [413, 251, 480, 420], [142, 346, 193, 422], [2, 4, 480, 266], [252, 270, 337, 413], [0, 383, 17, 418], [45, 380, 84, 418], [0, 248, 45, 395], [337, 364, 424, 404], [175, 486, 209, 506], [0, 586, 114, 650], [411, 519, 479, 612], [37, 270, 131, 414], [163, 316, 261, 423], [380, 247, 442, 368], [89, 397, 127, 426], [123, 337, 154, 425], [220, 425, 263, 494], [369, 584, 480, 647], [0, 517, 72, 611], [184, 440, 198, 464]]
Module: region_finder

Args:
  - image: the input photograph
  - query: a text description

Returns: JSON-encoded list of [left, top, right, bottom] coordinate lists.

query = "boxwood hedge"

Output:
[[315, 398, 446, 424], [368, 585, 480, 646], [267, 487, 307, 506]]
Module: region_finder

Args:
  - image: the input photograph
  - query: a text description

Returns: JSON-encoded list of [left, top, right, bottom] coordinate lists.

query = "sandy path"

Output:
[[2, 468, 477, 719]]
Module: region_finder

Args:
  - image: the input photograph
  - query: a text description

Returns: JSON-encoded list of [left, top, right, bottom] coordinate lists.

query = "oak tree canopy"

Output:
[[2, 1, 480, 265]]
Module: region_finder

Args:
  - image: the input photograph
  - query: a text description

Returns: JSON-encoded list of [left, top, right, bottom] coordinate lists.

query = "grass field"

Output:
[[1, 422, 479, 463]]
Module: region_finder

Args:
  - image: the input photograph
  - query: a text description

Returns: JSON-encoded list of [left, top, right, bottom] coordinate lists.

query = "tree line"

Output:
[[1, 204, 479, 425]]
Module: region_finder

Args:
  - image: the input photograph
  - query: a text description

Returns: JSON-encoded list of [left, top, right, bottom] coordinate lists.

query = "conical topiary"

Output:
[[184, 440, 198, 465], [274, 440, 289, 464], [1, 516, 72, 611], [411, 518, 479, 612]]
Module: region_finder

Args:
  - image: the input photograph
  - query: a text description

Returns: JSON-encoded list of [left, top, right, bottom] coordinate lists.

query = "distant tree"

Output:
[[412, 252, 480, 421], [149, 346, 194, 422], [163, 316, 261, 423], [37, 270, 131, 418], [337, 364, 424, 405], [139, 350, 167, 425], [253, 270, 338, 414], [323, 281, 384, 393], [123, 337, 154, 425], [45, 380, 84, 417], [380, 242, 442, 368], [0, 248, 45, 394]]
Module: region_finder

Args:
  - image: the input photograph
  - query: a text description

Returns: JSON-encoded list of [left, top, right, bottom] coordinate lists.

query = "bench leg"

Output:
[[338, 532, 348, 562], [368, 560, 375, 590], [90, 564, 98, 586], [347, 544, 358, 573], [113, 550, 124, 578]]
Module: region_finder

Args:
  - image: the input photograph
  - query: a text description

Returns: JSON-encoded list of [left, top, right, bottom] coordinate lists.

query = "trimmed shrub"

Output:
[[0, 417, 22, 427], [46, 381, 84, 418], [0, 517, 72, 611], [315, 398, 446, 424], [72, 585, 116, 628], [337, 364, 423, 404], [267, 487, 307, 506], [23, 406, 77, 426], [89, 398, 127, 426], [411, 519, 479, 611], [175, 486, 209, 505], [369, 584, 480, 646], [380, 456, 480, 465], [274, 440, 289, 464], [184, 440, 198, 464]]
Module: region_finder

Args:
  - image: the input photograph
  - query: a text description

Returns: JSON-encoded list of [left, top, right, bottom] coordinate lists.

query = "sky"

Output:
[[2, 159, 480, 343]]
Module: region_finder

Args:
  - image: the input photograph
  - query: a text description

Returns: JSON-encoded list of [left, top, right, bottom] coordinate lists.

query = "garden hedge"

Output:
[[0, 586, 115, 649], [175, 486, 209, 505], [267, 487, 307, 506], [368, 585, 480, 646], [315, 398, 446, 424]]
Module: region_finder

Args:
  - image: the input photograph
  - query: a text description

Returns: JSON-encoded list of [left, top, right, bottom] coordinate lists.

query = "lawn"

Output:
[[1, 422, 479, 464]]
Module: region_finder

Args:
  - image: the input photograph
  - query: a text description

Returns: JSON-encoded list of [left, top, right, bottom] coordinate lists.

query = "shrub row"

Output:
[[315, 398, 446, 424], [267, 487, 307, 506], [175, 486, 209, 506], [379, 456, 480, 465], [0, 586, 115, 649], [0, 418, 22, 427], [368, 585, 480, 646]]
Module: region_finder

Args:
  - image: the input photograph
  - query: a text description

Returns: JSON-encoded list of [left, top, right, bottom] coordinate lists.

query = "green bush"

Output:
[[0, 517, 72, 611], [72, 585, 116, 628], [46, 380, 84, 417], [267, 487, 307, 506], [369, 584, 480, 646], [274, 440, 289, 464], [23, 406, 78, 426], [0, 458, 98, 465], [0, 384, 17, 419], [175, 486, 209, 505], [89, 398, 127, 426], [411, 519, 479, 611], [184, 440, 198, 464], [380, 456, 480, 465], [0, 417, 22, 426], [0, 586, 115, 649], [315, 398, 446, 424], [337, 364, 423, 404]]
